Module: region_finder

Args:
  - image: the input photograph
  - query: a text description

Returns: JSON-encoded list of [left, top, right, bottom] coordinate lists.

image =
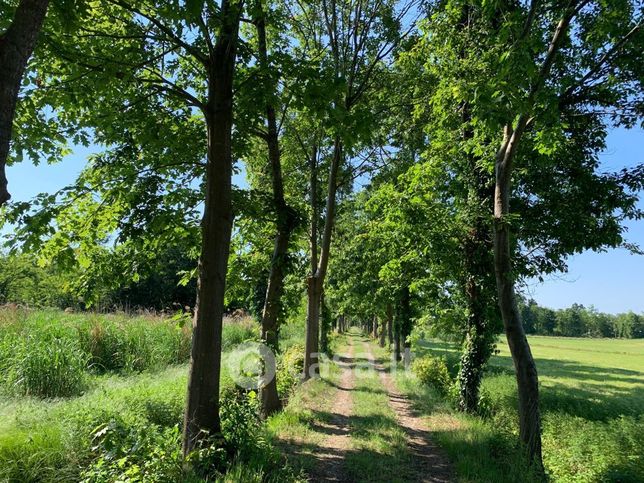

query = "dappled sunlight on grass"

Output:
[[412, 336, 644, 481]]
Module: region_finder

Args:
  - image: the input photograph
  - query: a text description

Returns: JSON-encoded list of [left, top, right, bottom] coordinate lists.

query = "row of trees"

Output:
[[520, 300, 644, 338], [0, 250, 197, 310], [1, 0, 643, 474]]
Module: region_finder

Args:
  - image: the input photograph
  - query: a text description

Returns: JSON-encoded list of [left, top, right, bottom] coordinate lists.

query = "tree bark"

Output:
[[304, 274, 321, 378], [320, 291, 330, 353], [304, 136, 341, 379], [387, 303, 393, 347], [456, 103, 497, 414], [379, 315, 386, 347], [393, 320, 401, 362], [493, 122, 543, 467], [182, 0, 241, 457], [304, 142, 319, 379], [394, 328, 401, 362], [457, 224, 495, 412], [400, 286, 412, 368], [254, 0, 296, 418], [0, 0, 50, 206], [372, 315, 378, 339], [489, 5, 576, 466]]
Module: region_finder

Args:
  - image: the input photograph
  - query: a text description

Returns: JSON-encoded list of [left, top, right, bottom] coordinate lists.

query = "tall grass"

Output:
[[0, 308, 265, 398], [222, 316, 259, 351], [0, 308, 193, 397], [0, 367, 189, 482], [0, 308, 306, 481], [4, 336, 89, 397]]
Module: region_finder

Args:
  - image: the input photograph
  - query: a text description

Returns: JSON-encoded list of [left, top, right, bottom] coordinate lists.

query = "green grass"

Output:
[[0, 308, 300, 482], [266, 339, 343, 474], [0, 308, 193, 398], [344, 335, 410, 483], [7, 309, 637, 482], [267, 331, 417, 482], [0, 365, 189, 482], [408, 335, 644, 482]]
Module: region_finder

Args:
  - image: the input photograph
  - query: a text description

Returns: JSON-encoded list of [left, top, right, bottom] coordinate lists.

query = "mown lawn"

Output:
[[405, 335, 644, 482]]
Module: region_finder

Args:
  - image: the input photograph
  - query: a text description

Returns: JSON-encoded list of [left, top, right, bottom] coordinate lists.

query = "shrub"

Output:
[[543, 414, 644, 482], [220, 387, 265, 454], [277, 344, 304, 398], [412, 355, 452, 393], [80, 419, 185, 483], [4, 335, 88, 398]]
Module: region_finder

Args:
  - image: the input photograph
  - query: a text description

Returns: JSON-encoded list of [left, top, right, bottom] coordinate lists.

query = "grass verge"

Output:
[[401, 335, 644, 482]]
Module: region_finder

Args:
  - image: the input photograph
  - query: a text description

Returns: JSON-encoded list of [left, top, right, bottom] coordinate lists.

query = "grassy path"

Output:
[[309, 333, 357, 481], [271, 331, 454, 482], [362, 340, 452, 483]]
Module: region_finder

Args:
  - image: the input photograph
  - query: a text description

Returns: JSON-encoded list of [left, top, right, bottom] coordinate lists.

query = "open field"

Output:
[[406, 335, 644, 482]]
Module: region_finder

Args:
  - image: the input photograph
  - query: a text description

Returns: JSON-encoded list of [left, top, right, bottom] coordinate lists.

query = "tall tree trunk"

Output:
[[457, 142, 497, 414], [0, 0, 50, 206], [304, 137, 341, 379], [393, 320, 401, 362], [372, 315, 378, 339], [379, 313, 386, 347], [493, 122, 543, 467], [490, 6, 574, 466], [182, 0, 241, 457], [320, 291, 331, 353], [304, 275, 321, 378], [304, 143, 319, 379], [457, 224, 495, 413], [400, 286, 412, 368], [254, 0, 296, 418], [387, 303, 393, 347]]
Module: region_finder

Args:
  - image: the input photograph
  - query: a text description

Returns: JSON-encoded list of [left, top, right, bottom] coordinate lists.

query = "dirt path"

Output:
[[363, 340, 453, 483], [308, 335, 357, 482]]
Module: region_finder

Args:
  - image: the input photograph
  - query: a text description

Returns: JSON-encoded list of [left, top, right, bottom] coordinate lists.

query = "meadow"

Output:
[[0, 307, 305, 482], [400, 335, 644, 482]]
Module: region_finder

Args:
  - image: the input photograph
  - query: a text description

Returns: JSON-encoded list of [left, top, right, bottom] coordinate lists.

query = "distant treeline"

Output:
[[0, 252, 196, 312], [520, 299, 644, 339], [3, 253, 642, 339]]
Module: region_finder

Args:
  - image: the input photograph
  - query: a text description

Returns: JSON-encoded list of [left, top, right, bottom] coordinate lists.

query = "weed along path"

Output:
[[273, 330, 453, 482]]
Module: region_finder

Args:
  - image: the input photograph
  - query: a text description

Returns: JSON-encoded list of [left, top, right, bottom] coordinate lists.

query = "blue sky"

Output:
[[524, 126, 644, 314], [4, 127, 643, 314]]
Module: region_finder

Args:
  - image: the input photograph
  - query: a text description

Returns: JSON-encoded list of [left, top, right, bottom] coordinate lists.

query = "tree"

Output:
[[556, 303, 586, 337], [3, 0, 247, 457], [293, 0, 417, 378], [0, 0, 51, 206], [392, 21, 504, 413], [247, 0, 300, 416], [391, 0, 642, 464], [486, 0, 643, 467]]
